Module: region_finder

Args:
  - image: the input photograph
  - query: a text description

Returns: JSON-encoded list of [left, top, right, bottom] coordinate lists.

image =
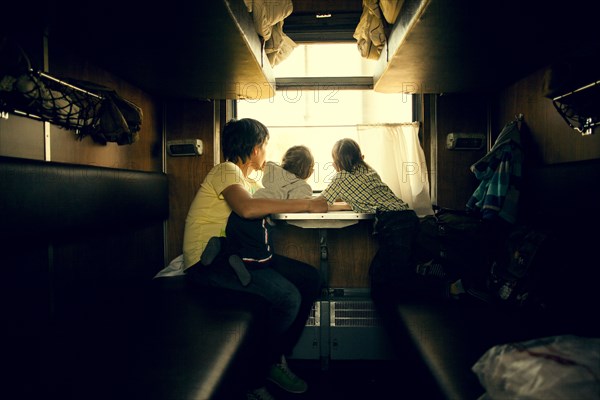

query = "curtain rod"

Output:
[[266, 122, 419, 129], [358, 122, 420, 127]]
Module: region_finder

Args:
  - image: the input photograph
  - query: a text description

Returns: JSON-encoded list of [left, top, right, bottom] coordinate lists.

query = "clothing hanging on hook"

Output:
[[514, 113, 524, 130], [466, 119, 523, 224]]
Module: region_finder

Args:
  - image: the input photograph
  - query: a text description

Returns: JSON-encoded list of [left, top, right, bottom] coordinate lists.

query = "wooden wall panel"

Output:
[[271, 224, 322, 269], [165, 99, 216, 262], [434, 94, 488, 209], [49, 51, 162, 172], [493, 66, 600, 165], [328, 222, 378, 288], [271, 222, 378, 289]]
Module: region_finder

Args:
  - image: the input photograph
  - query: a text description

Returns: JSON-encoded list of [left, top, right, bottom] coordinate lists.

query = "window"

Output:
[[237, 43, 413, 191], [272, 42, 375, 78]]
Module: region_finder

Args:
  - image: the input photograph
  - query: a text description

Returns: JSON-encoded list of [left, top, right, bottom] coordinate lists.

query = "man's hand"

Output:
[[308, 196, 328, 213]]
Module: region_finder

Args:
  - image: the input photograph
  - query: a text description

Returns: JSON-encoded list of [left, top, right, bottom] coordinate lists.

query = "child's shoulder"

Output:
[[350, 164, 372, 175], [206, 161, 238, 176], [263, 161, 284, 177]]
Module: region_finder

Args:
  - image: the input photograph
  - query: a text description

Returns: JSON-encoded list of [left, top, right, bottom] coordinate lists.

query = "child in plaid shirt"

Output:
[[319, 138, 434, 303]]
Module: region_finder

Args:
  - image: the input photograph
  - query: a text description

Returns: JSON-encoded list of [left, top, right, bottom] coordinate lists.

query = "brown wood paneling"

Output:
[[493, 66, 600, 165], [272, 221, 378, 288], [48, 51, 162, 172], [165, 99, 216, 262], [435, 94, 488, 209], [328, 222, 378, 288], [271, 224, 321, 269]]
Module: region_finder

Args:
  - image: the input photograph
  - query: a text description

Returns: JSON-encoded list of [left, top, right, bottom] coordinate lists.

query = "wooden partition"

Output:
[[164, 99, 224, 262], [271, 221, 379, 288], [433, 94, 489, 210], [328, 222, 379, 287], [271, 224, 322, 268], [493, 66, 600, 165]]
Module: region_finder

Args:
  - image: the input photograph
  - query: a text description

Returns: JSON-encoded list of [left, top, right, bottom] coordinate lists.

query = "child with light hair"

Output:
[[254, 145, 314, 200]]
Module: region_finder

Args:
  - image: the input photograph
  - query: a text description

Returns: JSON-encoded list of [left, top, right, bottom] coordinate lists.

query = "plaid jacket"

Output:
[[466, 121, 522, 224]]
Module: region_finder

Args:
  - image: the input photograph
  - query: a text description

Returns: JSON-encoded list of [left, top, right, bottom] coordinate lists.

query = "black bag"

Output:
[[415, 208, 487, 281], [65, 78, 142, 145], [369, 210, 422, 302], [486, 226, 548, 308]]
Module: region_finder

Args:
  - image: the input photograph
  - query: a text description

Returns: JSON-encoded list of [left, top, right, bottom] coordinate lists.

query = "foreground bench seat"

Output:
[[132, 277, 268, 400], [393, 300, 600, 399], [1, 156, 267, 400], [382, 159, 600, 399]]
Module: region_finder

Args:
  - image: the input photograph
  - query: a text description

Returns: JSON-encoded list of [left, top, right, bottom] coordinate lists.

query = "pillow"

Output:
[[472, 335, 600, 400]]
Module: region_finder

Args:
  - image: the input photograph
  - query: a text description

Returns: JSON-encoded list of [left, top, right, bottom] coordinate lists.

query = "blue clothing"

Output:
[[226, 212, 273, 263], [226, 161, 312, 263], [466, 121, 522, 224], [185, 162, 319, 390], [186, 254, 320, 386], [370, 209, 421, 302]]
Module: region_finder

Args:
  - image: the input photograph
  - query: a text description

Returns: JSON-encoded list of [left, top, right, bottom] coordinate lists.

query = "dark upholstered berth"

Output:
[[0, 156, 267, 400], [378, 159, 600, 399]]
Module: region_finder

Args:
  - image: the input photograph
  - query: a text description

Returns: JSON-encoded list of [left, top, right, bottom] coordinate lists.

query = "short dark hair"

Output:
[[281, 145, 314, 180], [221, 118, 269, 163]]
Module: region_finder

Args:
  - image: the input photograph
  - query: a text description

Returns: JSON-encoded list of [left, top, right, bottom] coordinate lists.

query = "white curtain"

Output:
[[357, 123, 434, 216]]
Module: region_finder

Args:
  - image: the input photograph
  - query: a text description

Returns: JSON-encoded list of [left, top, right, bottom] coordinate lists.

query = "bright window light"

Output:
[[237, 43, 412, 191], [274, 43, 377, 77]]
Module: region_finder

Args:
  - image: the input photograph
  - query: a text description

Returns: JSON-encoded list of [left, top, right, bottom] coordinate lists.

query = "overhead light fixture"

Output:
[[316, 13, 332, 18]]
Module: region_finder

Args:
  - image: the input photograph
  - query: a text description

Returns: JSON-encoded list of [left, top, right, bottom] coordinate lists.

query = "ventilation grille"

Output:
[[330, 300, 382, 327], [305, 301, 320, 327]]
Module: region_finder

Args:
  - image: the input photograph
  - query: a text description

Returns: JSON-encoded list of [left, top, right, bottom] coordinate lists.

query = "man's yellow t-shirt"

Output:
[[182, 162, 260, 270]]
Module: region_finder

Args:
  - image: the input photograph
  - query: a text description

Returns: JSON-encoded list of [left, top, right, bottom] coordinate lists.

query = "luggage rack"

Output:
[[0, 69, 103, 135], [1, 67, 142, 145], [1, 38, 142, 145], [551, 80, 600, 136]]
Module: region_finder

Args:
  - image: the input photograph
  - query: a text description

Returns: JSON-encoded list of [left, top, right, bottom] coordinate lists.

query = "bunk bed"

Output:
[[10, 0, 595, 102], [46, 0, 278, 100], [361, 3, 600, 397], [371, 0, 600, 95], [2, 0, 296, 138]]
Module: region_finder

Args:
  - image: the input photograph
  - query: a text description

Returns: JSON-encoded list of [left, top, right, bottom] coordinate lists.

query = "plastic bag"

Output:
[[472, 335, 600, 399]]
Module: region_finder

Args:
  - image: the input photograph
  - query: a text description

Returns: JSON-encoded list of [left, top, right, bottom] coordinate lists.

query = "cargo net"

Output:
[[552, 82, 600, 136], [1, 39, 141, 145], [0, 70, 102, 132], [1, 69, 142, 145]]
